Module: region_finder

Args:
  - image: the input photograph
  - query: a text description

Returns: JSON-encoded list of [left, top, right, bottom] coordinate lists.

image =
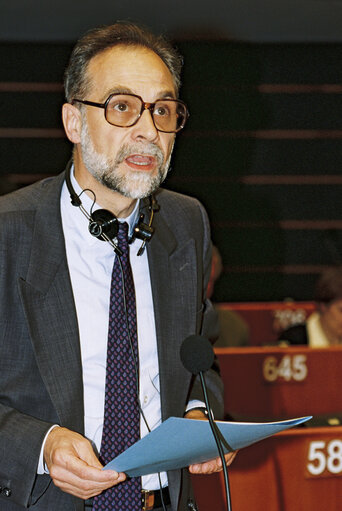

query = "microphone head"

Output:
[[180, 335, 215, 375]]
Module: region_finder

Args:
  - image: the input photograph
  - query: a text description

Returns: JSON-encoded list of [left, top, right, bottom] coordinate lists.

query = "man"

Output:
[[0, 22, 235, 511]]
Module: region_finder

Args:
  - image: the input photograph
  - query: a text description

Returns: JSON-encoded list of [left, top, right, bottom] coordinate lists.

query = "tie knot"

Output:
[[117, 221, 129, 249]]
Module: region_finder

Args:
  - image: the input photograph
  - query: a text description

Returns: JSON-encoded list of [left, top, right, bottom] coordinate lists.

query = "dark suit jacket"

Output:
[[0, 171, 223, 510]]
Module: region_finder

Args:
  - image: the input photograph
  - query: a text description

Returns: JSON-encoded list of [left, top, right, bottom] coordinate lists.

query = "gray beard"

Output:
[[80, 121, 172, 199]]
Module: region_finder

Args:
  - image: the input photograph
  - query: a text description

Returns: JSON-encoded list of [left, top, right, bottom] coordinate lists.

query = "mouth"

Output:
[[124, 154, 157, 172]]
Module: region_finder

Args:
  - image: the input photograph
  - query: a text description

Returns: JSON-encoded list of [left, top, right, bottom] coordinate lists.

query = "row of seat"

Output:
[[215, 301, 316, 346]]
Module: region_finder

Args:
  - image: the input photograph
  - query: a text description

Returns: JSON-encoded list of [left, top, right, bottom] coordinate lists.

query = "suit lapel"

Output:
[[18, 174, 84, 433], [147, 211, 198, 420]]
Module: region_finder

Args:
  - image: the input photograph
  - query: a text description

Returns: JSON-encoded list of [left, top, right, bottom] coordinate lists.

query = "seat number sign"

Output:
[[306, 440, 342, 477], [262, 354, 308, 382]]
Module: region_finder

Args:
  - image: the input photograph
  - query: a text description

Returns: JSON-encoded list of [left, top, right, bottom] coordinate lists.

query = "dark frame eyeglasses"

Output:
[[72, 92, 189, 133]]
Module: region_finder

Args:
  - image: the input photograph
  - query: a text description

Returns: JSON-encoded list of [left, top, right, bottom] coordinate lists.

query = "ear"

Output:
[[62, 103, 82, 144]]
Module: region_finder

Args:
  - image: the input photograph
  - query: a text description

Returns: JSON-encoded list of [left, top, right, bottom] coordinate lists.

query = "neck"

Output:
[[73, 158, 137, 219]]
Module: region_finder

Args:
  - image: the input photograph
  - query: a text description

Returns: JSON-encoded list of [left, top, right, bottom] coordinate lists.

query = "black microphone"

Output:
[[180, 335, 215, 375], [180, 335, 232, 511]]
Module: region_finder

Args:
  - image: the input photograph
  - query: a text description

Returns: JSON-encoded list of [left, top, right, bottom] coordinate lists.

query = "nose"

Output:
[[131, 107, 159, 142]]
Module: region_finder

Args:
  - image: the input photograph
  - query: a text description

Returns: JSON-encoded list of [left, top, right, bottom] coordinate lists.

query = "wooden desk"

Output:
[[192, 347, 342, 510], [192, 426, 342, 511]]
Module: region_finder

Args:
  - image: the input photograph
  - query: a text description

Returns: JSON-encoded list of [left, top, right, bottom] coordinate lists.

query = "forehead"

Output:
[[86, 45, 176, 100]]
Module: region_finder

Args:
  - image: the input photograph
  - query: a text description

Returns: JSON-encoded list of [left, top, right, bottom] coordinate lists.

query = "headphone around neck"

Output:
[[64, 161, 159, 256]]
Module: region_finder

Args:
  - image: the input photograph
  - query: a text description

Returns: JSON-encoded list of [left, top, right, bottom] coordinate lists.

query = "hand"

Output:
[[184, 409, 238, 474], [189, 451, 238, 475], [184, 409, 208, 420], [44, 427, 126, 499]]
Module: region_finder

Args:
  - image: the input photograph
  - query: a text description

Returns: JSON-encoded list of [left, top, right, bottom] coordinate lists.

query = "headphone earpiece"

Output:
[[133, 214, 154, 243], [88, 209, 119, 239]]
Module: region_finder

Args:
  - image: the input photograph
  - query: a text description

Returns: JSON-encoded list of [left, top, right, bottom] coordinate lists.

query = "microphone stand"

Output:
[[199, 371, 232, 511]]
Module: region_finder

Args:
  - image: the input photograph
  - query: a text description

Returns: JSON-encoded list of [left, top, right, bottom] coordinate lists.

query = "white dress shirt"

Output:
[[60, 171, 167, 489]]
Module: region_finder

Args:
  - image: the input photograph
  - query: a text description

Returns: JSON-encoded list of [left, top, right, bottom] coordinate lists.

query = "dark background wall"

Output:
[[1, 1, 342, 302]]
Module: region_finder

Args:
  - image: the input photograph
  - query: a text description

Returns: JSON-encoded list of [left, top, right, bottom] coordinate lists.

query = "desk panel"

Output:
[[215, 346, 342, 419], [192, 426, 342, 511]]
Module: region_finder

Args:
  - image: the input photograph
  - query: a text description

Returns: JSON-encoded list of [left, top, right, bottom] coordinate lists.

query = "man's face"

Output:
[[78, 45, 177, 199]]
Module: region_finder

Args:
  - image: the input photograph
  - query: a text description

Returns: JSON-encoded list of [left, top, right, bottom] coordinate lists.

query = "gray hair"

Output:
[[64, 21, 183, 102]]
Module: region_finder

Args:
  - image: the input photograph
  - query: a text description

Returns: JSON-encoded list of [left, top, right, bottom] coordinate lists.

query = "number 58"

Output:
[[307, 440, 342, 476]]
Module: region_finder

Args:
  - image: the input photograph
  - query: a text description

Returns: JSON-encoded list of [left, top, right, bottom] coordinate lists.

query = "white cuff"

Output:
[[186, 400, 214, 418], [37, 425, 60, 474], [186, 399, 206, 412]]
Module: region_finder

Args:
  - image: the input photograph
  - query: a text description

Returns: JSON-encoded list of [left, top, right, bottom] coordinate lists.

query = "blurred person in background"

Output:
[[278, 266, 342, 346], [207, 246, 249, 348]]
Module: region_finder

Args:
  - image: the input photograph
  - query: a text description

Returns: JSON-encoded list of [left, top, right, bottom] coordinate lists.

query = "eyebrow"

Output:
[[101, 86, 177, 102]]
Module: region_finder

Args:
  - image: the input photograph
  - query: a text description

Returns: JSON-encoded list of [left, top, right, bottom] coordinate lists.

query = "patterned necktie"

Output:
[[93, 221, 141, 511]]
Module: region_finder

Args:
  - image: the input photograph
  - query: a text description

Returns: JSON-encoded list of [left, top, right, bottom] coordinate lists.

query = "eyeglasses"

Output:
[[72, 93, 189, 133]]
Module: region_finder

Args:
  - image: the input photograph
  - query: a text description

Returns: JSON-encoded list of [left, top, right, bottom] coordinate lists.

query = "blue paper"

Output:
[[104, 415, 311, 476]]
